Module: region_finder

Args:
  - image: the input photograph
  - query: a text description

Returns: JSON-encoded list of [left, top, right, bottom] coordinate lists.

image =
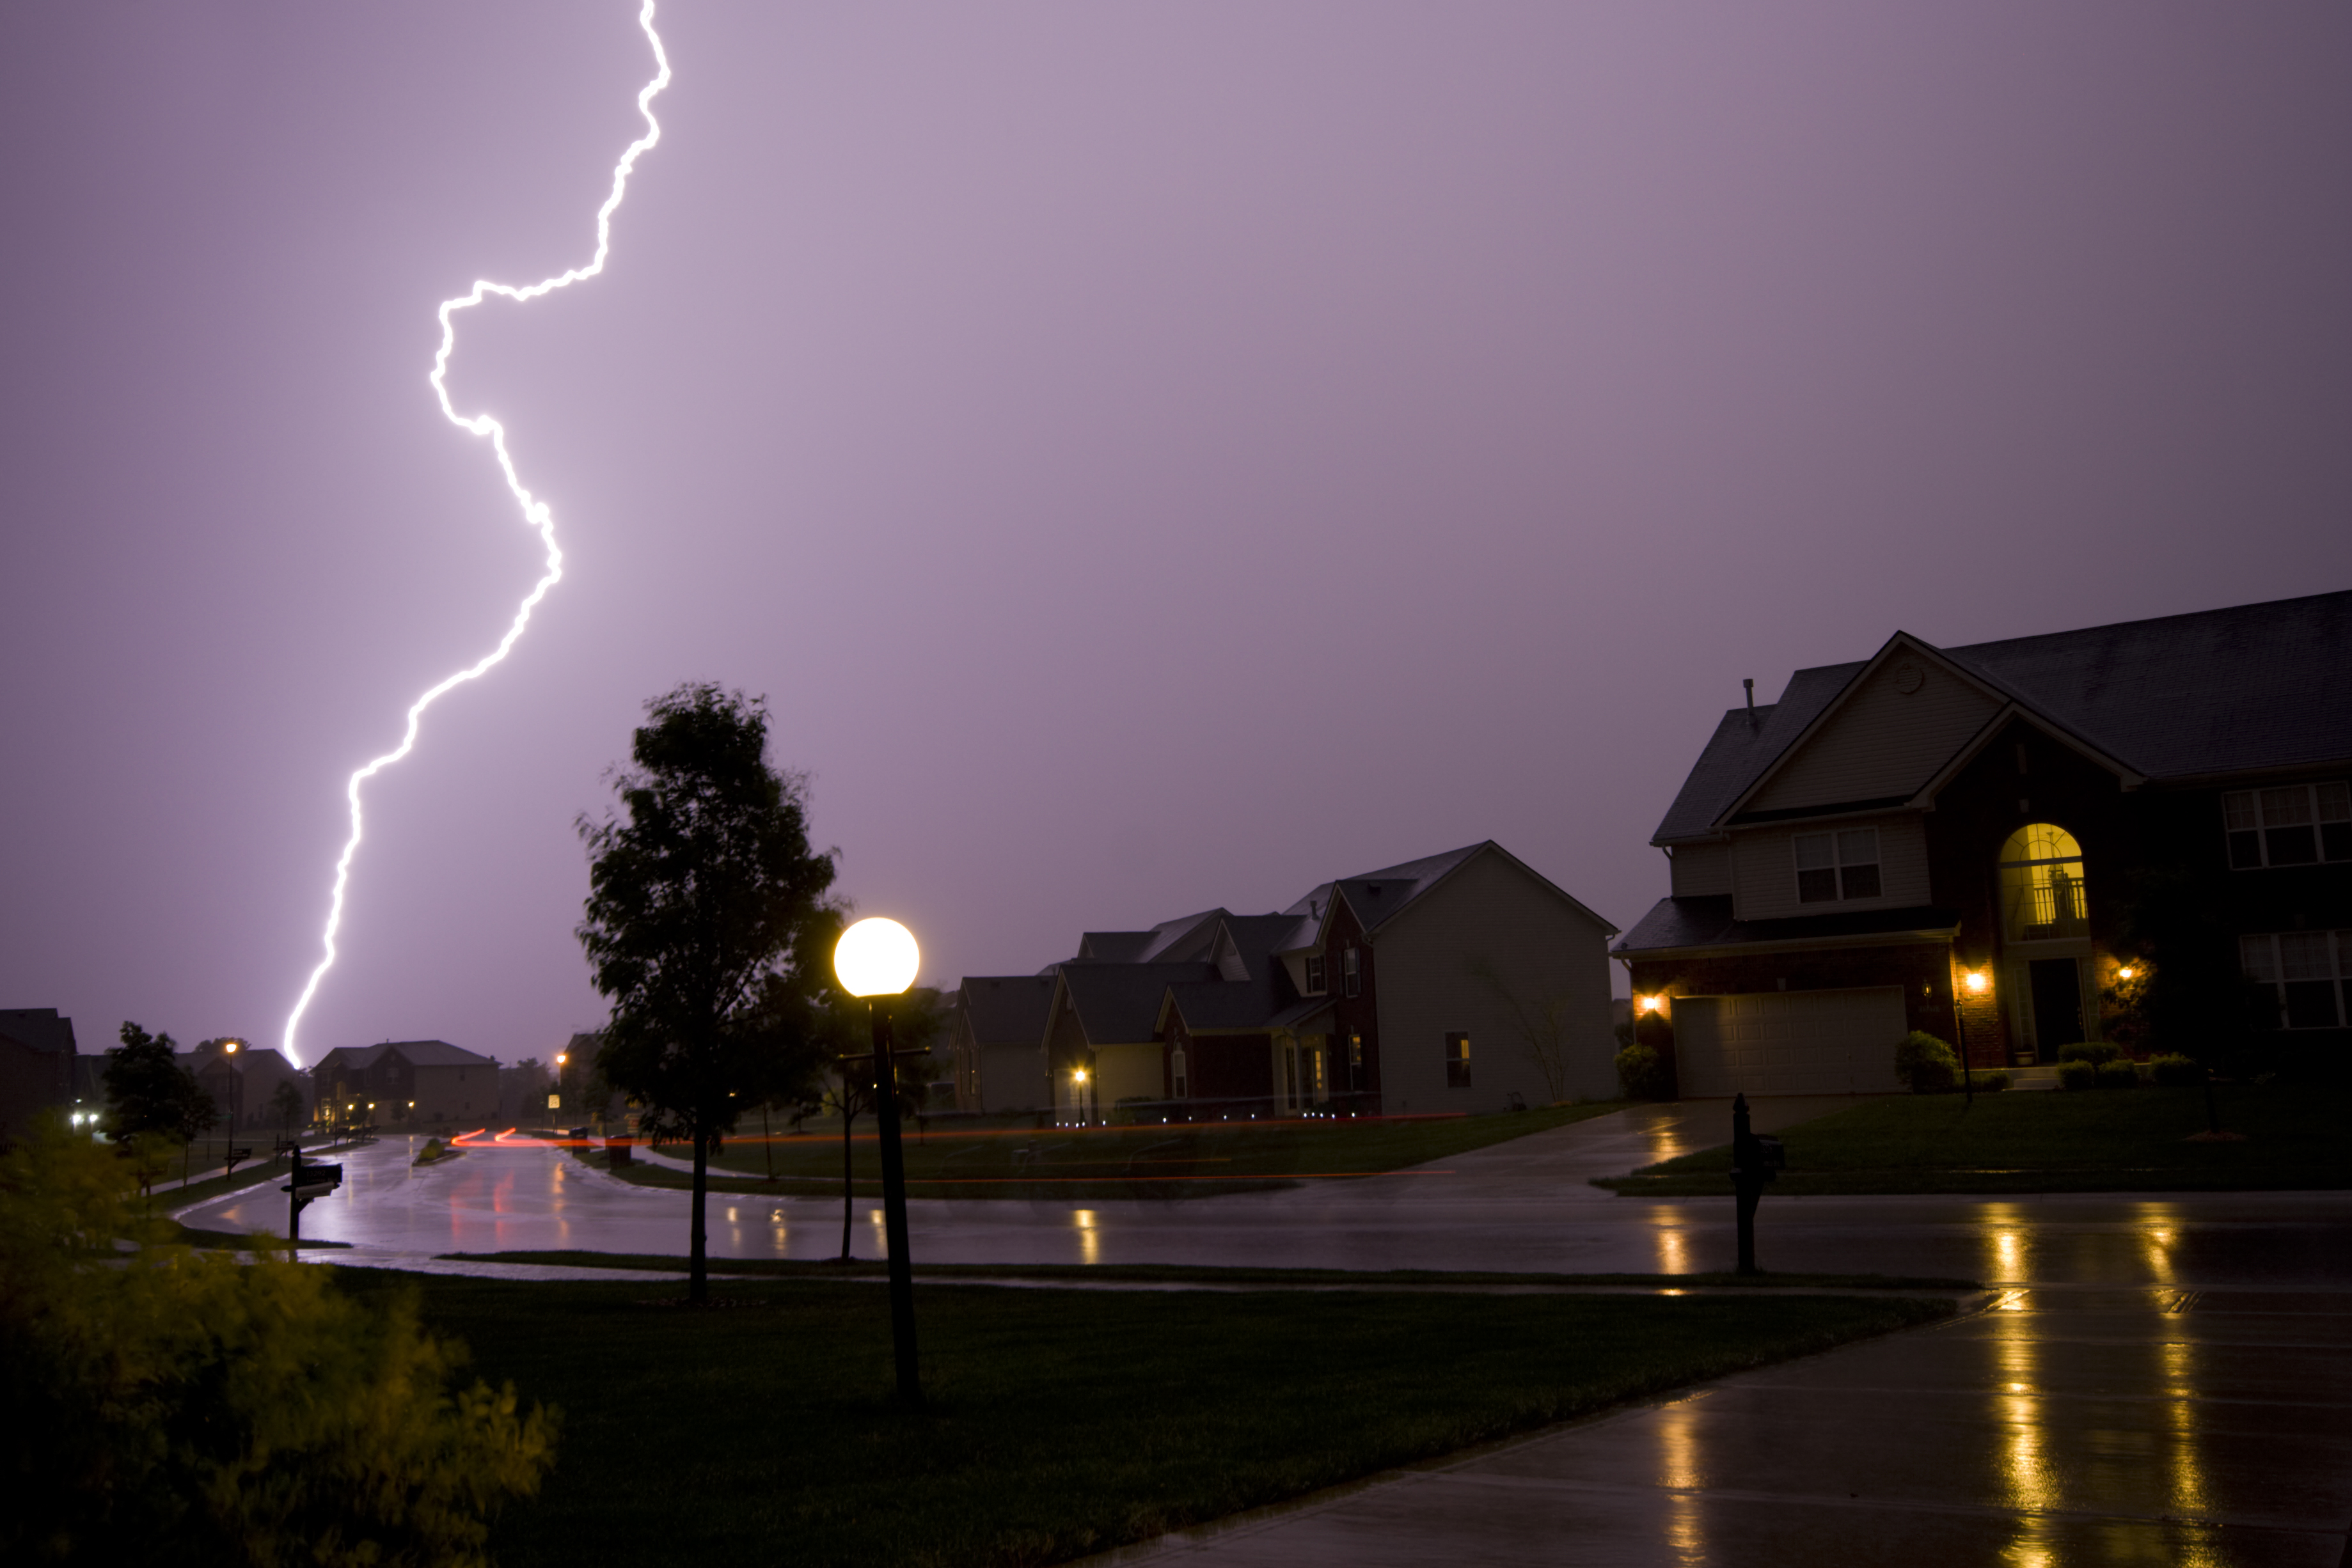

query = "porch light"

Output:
[[2116, 965, 2136, 981], [1965, 971, 1990, 994], [1073, 1069, 1087, 1085], [1637, 994, 1664, 1014]]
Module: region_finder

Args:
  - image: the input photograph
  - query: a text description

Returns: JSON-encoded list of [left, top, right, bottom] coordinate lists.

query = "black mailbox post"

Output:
[[1729, 1092, 1786, 1275], [281, 1145, 343, 1248]]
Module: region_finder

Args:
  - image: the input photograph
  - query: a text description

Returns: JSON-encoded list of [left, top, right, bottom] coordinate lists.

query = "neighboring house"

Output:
[[0, 1007, 79, 1143], [1614, 590, 2352, 1096], [183, 1039, 310, 1133], [310, 1040, 499, 1127], [963, 841, 1619, 1120], [948, 975, 1055, 1112]]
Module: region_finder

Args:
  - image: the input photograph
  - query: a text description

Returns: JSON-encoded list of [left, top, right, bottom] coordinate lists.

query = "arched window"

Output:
[[1999, 824, 2087, 941]]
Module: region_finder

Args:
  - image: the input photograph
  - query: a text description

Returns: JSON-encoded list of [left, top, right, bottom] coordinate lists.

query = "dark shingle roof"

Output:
[[317, 1040, 496, 1072], [959, 975, 1055, 1046], [1614, 896, 1960, 956], [1061, 962, 1217, 1045], [1652, 590, 2352, 843], [1284, 843, 1487, 932]]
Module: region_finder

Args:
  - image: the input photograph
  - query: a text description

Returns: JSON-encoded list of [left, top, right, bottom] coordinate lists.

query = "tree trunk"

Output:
[[838, 1104, 857, 1261], [690, 1130, 710, 1305], [762, 1103, 775, 1180]]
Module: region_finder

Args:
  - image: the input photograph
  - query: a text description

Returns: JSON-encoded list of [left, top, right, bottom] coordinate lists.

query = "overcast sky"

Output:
[[3, 2, 2346, 1065]]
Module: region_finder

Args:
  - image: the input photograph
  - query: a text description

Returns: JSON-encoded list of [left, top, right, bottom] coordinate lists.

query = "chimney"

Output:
[[1742, 678, 1756, 726]]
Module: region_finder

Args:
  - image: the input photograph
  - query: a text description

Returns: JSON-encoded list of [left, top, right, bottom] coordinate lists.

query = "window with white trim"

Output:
[[2224, 783, 2351, 869], [1342, 947, 1361, 997], [1304, 953, 1327, 994], [1171, 1046, 1188, 1099], [2240, 931, 2351, 1030], [1793, 828, 1881, 904]]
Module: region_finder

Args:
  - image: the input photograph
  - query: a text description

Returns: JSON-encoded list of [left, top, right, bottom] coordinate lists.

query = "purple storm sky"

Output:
[[3, 3, 2347, 1067]]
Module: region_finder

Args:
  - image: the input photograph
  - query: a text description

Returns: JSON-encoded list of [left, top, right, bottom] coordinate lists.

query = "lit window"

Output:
[[1998, 824, 2087, 941], [1443, 1033, 1471, 1088], [1305, 953, 1327, 993], [1171, 1047, 1188, 1099], [2225, 783, 2351, 869], [1343, 948, 1361, 997], [2241, 931, 2349, 1030], [1794, 828, 1881, 904], [1348, 1032, 1363, 1069]]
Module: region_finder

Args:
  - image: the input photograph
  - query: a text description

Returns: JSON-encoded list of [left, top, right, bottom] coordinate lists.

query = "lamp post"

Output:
[[834, 915, 924, 1409]]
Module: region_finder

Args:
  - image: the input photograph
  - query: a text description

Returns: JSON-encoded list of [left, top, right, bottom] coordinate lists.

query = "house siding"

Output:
[[1370, 849, 1618, 1109], [1669, 842, 1732, 897], [1746, 656, 1999, 813], [1732, 813, 1931, 922]]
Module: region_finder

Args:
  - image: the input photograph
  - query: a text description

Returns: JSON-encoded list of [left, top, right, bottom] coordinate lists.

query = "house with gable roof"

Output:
[[0, 1007, 81, 1143], [310, 1039, 499, 1128], [956, 841, 1619, 1120], [1615, 590, 2352, 1095]]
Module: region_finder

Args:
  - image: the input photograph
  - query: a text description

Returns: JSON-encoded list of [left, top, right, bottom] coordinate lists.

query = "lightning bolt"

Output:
[[281, 1, 672, 1068]]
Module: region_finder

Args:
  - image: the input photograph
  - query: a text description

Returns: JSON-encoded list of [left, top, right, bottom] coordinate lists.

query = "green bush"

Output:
[[2095, 1058, 2140, 1089], [1893, 1031, 1959, 1094], [0, 1116, 556, 1564], [2057, 1060, 2097, 1091], [414, 1136, 445, 1164], [2149, 1054, 2202, 1087], [1614, 1044, 1673, 1101], [2056, 1041, 2122, 1066], [1975, 1070, 2012, 1092]]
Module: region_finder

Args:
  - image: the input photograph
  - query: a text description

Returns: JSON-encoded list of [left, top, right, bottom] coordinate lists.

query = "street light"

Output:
[[833, 915, 924, 1408]]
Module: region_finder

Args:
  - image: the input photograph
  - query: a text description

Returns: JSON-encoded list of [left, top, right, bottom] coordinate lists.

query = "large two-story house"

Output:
[[309, 1039, 499, 1128], [954, 840, 1620, 1119], [1614, 591, 2352, 1095]]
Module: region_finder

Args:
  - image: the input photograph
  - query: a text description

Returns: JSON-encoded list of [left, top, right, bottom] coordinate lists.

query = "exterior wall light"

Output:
[[1073, 1068, 1087, 1084], [1965, 971, 1990, 994], [1637, 994, 1664, 1014]]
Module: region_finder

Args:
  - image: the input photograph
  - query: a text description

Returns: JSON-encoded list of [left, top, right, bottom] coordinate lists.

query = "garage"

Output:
[[1671, 985, 1908, 1097]]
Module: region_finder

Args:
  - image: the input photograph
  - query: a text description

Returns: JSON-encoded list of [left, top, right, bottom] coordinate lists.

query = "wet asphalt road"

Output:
[[184, 1102, 2352, 1562]]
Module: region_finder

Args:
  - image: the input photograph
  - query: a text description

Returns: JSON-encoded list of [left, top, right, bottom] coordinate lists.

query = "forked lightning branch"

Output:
[[280, 2, 672, 1067]]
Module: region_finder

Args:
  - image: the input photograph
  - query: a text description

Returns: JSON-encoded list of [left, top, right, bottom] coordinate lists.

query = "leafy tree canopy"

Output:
[[103, 1022, 206, 1143]]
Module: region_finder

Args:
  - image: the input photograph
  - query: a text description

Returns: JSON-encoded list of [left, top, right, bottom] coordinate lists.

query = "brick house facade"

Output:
[[1619, 592, 2352, 1095]]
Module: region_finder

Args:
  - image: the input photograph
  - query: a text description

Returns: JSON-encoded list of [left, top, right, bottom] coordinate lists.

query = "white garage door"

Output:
[[1673, 987, 1907, 1097]]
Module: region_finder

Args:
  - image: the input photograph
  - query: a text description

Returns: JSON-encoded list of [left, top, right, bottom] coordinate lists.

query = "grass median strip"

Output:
[[590, 1100, 1625, 1201], [1600, 1085, 2351, 1195], [433, 1250, 1978, 1291], [335, 1269, 1954, 1567]]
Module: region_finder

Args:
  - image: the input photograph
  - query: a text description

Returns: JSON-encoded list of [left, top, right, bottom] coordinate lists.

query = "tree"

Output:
[[1466, 958, 1581, 1104], [102, 1022, 193, 1142], [576, 684, 841, 1304], [812, 978, 943, 1260], [0, 1114, 556, 1563], [266, 1078, 306, 1141]]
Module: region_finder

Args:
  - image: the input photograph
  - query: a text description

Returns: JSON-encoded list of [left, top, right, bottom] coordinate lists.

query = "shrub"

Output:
[[2095, 1058, 2140, 1089], [414, 1137, 445, 1164], [2057, 1060, 2097, 1091], [1893, 1031, 1959, 1094], [1614, 1044, 1673, 1101], [2149, 1054, 2202, 1087], [0, 1116, 557, 1563], [1975, 1070, 2012, 1092], [2056, 1041, 2122, 1066]]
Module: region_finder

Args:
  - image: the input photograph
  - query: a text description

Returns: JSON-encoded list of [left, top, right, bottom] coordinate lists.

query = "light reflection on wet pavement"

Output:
[[186, 1103, 2352, 1562]]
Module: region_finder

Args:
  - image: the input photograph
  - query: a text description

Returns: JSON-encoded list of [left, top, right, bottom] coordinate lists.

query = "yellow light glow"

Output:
[[2117, 966, 2136, 981], [1966, 971, 1990, 994], [224, 1041, 239, 1053], [1073, 1069, 1087, 1084], [833, 916, 920, 998]]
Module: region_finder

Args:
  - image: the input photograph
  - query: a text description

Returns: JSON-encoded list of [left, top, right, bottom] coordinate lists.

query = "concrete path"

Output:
[[1094, 1283, 2352, 1567]]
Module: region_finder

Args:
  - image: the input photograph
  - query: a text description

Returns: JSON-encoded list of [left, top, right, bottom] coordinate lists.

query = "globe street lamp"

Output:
[[834, 915, 924, 1408]]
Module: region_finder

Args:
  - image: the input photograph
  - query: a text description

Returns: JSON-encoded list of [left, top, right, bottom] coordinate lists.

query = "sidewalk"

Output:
[[1092, 1283, 2352, 1565]]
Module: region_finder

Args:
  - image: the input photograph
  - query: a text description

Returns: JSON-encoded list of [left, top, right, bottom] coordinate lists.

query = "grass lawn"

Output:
[[596, 1101, 1627, 1201], [339, 1270, 1952, 1567], [1598, 1085, 2352, 1195], [433, 1251, 1978, 1290]]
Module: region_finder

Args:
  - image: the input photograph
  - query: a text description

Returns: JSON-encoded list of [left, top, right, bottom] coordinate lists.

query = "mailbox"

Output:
[[282, 1161, 344, 1205]]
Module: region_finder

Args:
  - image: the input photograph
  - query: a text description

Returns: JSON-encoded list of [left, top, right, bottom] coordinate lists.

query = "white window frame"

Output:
[[1170, 1046, 1188, 1099], [1304, 953, 1327, 994], [1792, 827, 1882, 904], [2239, 930, 2351, 1030], [2223, 782, 2352, 870], [1343, 947, 1361, 997]]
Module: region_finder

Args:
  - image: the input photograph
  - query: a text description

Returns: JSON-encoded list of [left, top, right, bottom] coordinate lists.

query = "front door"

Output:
[[2028, 959, 2083, 1061]]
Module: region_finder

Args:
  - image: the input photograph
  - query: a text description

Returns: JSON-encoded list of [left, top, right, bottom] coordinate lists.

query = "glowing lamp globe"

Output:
[[835, 917, 920, 998]]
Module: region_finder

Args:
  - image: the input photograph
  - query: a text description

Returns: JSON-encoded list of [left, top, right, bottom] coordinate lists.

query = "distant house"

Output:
[[310, 1040, 498, 1128], [959, 841, 1620, 1120], [0, 1007, 80, 1143], [947, 976, 1055, 1112], [184, 1039, 310, 1133], [1615, 590, 2352, 1095]]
